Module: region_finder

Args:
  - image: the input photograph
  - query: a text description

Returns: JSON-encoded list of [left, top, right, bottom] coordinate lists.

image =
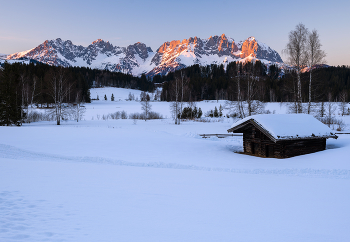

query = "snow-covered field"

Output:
[[1, 87, 350, 242]]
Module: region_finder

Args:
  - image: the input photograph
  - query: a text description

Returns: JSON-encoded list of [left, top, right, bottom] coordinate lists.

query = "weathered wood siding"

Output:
[[241, 124, 327, 158], [280, 138, 326, 158]]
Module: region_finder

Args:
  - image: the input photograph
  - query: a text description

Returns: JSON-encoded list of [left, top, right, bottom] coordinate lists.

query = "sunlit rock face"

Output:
[[6, 34, 283, 77], [148, 34, 283, 76]]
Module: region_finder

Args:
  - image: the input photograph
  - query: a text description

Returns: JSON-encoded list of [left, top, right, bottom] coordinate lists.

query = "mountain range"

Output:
[[4, 34, 283, 77]]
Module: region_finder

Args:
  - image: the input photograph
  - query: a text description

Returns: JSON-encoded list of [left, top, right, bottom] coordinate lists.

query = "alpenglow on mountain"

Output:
[[6, 34, 283, 77]]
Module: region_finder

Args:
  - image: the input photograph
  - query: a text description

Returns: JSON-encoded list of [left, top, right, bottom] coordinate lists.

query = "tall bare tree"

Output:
[[46, 67, 73, 125], [225, 61, 265, 118], [284, 23, 309, 113], [306, 29, 326, 114], [169, 76, 180, 124], [169, 71, 189, 125], [141, 93, 152, 121], [339, 90, 348, 116], [74, 91, 86, 122]]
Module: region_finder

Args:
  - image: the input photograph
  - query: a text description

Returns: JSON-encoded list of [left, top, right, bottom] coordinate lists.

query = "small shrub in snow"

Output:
[[112, 112, 121, 119], [148, 111, 163, 119], [128, 92, 135, 101], [178, 107, 202, 119], [129, 112, 141, 120], [121, 111, 128, 119], [205, 106, 222, 118], [129, 112, 163, 120], [25, 111, 52, 123]]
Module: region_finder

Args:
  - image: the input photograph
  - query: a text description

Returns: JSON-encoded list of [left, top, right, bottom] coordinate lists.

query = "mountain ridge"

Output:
[[6, 34, 284, 77]]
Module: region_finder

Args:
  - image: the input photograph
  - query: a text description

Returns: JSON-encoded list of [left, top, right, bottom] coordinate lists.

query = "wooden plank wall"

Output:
[[242, 125, 326, 158]]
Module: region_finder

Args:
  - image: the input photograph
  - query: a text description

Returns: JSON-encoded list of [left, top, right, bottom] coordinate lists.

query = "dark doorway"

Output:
[[265, 145, 274, 158]]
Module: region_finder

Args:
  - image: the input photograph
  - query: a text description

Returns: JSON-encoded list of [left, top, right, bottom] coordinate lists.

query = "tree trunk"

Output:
[[308, 69, 312, 114], [297, 71, 302, 113]]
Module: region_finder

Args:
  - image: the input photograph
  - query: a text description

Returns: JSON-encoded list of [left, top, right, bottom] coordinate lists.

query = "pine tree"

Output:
[[319, 102, 325, 117], [104, 94, 107, 101], [0, 63, 23, 126], [197, 107, 203, 118], [193, 107, 198, 119], [214, 106, 219, 117], [111, 93, 115, 101], [219, 104, 223, 117]]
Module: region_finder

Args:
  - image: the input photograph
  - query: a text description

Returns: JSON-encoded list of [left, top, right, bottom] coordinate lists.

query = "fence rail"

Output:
[[199, 134, 243, 138], [200, 133, 350, 138]]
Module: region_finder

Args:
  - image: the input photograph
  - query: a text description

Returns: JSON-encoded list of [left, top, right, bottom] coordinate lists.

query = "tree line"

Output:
[[0, 62, 155, 125], [158, 62, 350, 103]]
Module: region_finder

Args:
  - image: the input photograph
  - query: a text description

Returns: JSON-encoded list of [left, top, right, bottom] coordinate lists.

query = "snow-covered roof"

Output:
[[228, 114, 337, 142]]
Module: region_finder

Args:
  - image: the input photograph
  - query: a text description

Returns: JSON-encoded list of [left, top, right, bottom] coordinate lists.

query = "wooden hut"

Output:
[[227, 114, 337, 158]]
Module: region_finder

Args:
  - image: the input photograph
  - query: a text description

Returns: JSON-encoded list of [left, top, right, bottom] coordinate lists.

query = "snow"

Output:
[[0, 53, 8, 59], [247, 36, 256, 41], [54, 49, 154, 76], [256, 40, 270, 52], [1, 87, 350, 242], [131, 52, 156, 76], [0, 58, 31, 65], [231, 114, 336, 140], [9, 48, 35, 59]]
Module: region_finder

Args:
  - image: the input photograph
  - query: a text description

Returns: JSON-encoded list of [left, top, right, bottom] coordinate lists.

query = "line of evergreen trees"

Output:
[[2, 60, 350, 125], [0, 62, 155, 125], [157, 62, 350, 103]]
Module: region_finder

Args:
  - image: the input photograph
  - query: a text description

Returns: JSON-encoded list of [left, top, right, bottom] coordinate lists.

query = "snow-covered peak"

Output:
[[92, 39, 105, 45], [247, 36, 256, 41], [148, 34, 283, 76], [6, 34, 283, 77]]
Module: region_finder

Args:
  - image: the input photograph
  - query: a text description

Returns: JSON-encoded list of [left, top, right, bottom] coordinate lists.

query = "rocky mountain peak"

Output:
[[126, 42, 153, 60], [92, 39, 104, 44], [6, 35, 283, 77]]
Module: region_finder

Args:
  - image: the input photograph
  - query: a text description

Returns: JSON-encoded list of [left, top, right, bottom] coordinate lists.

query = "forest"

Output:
[[1, 60, 350, 125], [158, 62, 350, 103], [0, 62, 154, 125]]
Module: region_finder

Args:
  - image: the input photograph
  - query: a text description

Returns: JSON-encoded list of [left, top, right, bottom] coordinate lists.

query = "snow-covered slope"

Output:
[[1, 88, 350, 241], [6, 34, 284, 76]]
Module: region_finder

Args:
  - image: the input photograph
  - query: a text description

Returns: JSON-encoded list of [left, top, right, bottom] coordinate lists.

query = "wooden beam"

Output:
[[199, 134, 243, 138]]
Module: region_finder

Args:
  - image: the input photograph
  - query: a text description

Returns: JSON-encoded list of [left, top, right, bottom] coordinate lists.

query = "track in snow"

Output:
[[1, 143, 349, 180]]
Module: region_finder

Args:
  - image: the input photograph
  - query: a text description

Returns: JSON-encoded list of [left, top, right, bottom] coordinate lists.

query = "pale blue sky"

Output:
[[1, 0, 349, 66]]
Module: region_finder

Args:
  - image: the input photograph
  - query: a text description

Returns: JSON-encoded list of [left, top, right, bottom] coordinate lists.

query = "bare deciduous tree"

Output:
[[326, 93, 336, 127], [170, 76, 180, 124], [46, 67, 74, 125], [169, 71, 189, 124], [225, 62, 265, 118], [339, 91, 348, 116], [74, 91, 86, 122], [284, 23, 309, 113], [141, 93, 151, 121], [306, 29, 326, 114]]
